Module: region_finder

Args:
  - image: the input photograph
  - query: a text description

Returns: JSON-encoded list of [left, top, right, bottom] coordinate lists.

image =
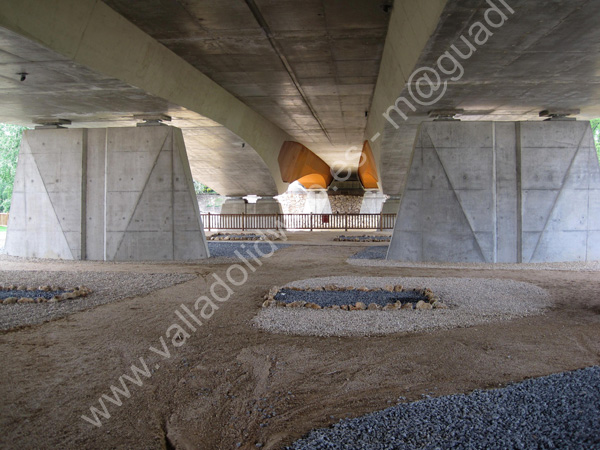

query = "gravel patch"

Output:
[[349, 246, 600, 272], [207, 242, 290, 260], [350, 246, 388, 260], [253, 276, 550, 337], [0, 289, 66, 301], [335, 236, 391, 242], [287, 366, 600, 450], [275, 289, 426, 308], [0, 271, 196, 331], [209, 232, 285, 241], [0, 241, 289, 266]]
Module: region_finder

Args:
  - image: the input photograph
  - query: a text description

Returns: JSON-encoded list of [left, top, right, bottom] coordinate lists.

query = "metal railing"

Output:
[[200, 213, 396, 231]]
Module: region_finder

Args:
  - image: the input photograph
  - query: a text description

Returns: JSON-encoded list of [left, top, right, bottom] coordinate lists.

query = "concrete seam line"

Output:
[[243, 0, 333, 145]]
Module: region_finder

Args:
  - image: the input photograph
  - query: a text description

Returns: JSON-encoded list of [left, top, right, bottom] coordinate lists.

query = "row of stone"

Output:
[[267, 284, 439, 299], [269, 284, 406, 294], [209, 233, 268, 241], [333, 235, 391, 242], [262, 285, 446, 310], [262, 298, 448, 311], [1, 286, 92, 305], [0, 285, 56, 291]]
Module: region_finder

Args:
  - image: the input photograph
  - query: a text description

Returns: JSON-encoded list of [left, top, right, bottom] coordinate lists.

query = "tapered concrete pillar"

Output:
[[220, 197, 247, 214], [381, 196, 401, 214], [388, 121, 600, 263], [6, 126, 209, 260], [360, 190, 386, 214], [255, 196, 283, 214], [303, 189, 331, 214]]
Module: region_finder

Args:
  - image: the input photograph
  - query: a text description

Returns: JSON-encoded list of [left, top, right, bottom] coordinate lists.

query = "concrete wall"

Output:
[[6, 126, 209, 261], [388, 121, 600, 263]]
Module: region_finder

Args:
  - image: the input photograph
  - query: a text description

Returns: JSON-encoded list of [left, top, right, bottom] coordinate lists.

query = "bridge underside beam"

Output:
[[388, 121, 600, 263]]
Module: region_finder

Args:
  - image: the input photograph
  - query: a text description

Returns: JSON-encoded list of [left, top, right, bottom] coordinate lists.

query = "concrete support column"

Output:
[[220, 197, 247, 214], [303, 189, 332, 214], [381, 195, 402, 214], [387, 121, 600, 263], [360, 190, 387, 214], [6, 126, 209, 261], [255, 196, 283, 214]]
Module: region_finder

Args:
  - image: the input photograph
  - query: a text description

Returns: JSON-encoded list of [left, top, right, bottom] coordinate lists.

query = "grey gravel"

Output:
[[275, 289, 426, 308], [350, 246, 388, 260], [349, 246, 600, 272], [288, 366, 600, 450], [335, 236, 391, 242], [253, 276, 550, 336], [207, 242, 290, 260], [0, 289, 66, 301], [0, 271, 196, 331]]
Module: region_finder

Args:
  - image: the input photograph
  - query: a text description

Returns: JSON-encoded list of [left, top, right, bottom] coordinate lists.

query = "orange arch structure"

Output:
[[358, 140, 379, 189], [278, 141, 333, 189]]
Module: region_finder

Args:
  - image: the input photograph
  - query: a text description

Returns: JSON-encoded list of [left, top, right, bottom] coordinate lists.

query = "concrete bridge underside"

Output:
[[1, 0, 600, 262]]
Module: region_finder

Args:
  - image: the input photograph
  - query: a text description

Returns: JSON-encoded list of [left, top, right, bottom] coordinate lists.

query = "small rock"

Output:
[[354, 302, 367, 310], [262, 299, 275, 308], [340, 305, 350, 311], [367, 303, 381, 310], [384, 285, 395, 292], [18, 297, 35, 304], [416, 300, 432, 310], [357, 286, 369, 292], [393, 285, 403, 292], [287, 301, 306, 308], [383, 304, 396, 311], [329, 305, 341, 310], [433, 301, 449, 309], [275, 301, 287, 308], [39, 286, 51, 292], [305, 302, 322, 310], [17, 285, 27, 291], [401, 303, 413, 310], [35, 297, 47, 303], [3, 297, 18, 304]]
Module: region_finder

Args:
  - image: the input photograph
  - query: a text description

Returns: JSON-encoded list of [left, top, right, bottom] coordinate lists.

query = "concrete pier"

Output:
[[388, 121, 600, 263], [6, 126, 209, 261]]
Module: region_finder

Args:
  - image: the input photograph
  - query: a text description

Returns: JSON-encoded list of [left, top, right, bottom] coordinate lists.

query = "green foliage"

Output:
[[591, 119, 600, 161], [193, 180, 218, 195], [0, 124, 27, 212]]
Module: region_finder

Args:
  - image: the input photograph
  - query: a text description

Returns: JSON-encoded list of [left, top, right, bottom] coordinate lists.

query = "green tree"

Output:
[[193, 180, 218, 195], [0, 124, 27, 212], [591, 118, 600, 161]]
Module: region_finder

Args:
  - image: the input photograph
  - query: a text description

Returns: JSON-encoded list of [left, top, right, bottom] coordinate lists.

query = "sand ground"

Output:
[[1, 231, 599, 449]]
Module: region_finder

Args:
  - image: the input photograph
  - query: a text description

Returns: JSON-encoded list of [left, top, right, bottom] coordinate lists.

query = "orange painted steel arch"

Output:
[[358, 140, 379, 189], [278, 141, 333, 189]]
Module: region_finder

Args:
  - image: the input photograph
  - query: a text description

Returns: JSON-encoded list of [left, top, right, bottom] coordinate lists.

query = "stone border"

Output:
[[252, 276, 551, 337], [334, 235, 391, 242], [261, 284, 448, 311], [208, 232, 283, 241], [0, 285, 92, 305]]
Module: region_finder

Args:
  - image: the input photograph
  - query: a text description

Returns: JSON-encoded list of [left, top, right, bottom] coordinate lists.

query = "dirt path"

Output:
[[1, 240, 599, 449]]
